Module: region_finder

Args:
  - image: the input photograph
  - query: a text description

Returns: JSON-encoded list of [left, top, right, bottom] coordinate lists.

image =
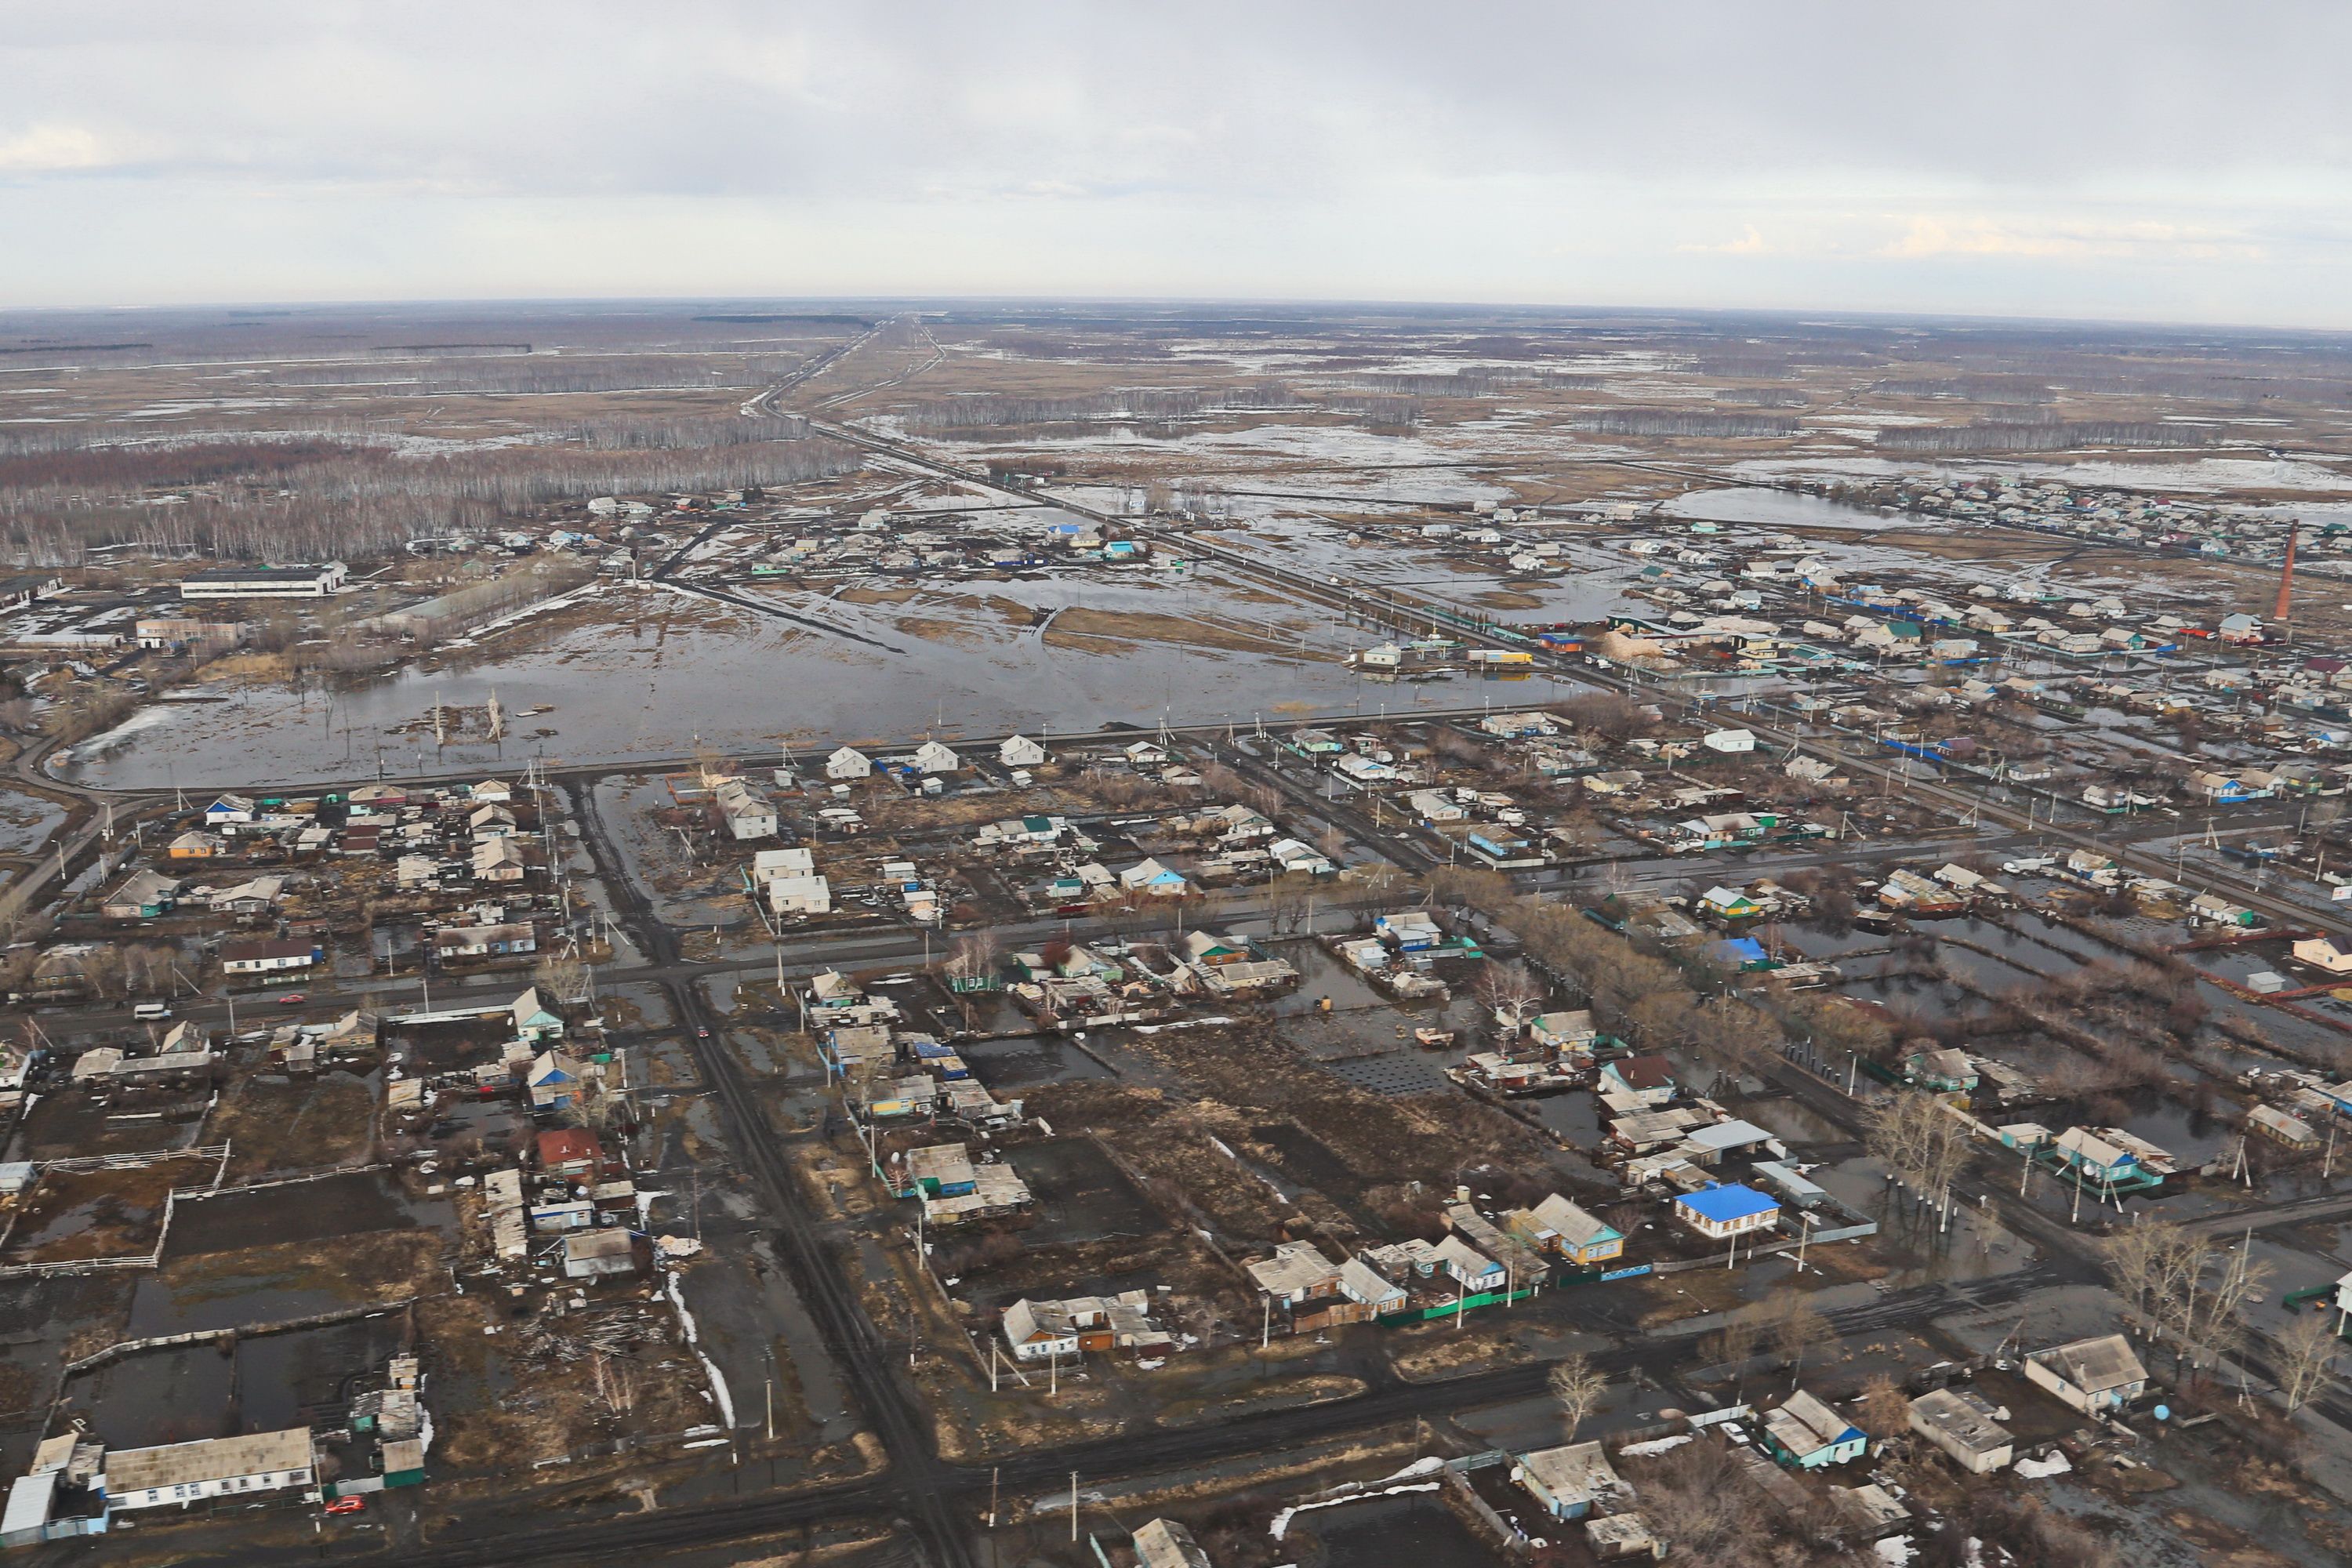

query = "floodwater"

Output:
[[62, 1313, 410, 1451], [959, 1034, 1112, 1088], [1660, 487, 1901, 532], [0, 791, 66, 858], [57, 577, 1485, 789], [1305, 1491, 1504, 1568]]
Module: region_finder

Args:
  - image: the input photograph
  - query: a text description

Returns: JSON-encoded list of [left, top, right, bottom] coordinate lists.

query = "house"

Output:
[[168, 831, 223, 860], [1247, 1240, 1343, 1304], [767, 874, 833, 916], [1907, 1047, 1978, 1094], [713, 778, 778, 840], [1701, 728, 1756, 753], [220, 937, 319, 976], [1673, 1183, 1779, 1241], [1513, 1440, 1624, 1520], [999, 734, 1047, 768], [1118, 858, 1189, 897], [101, 869, 181, 920], [1132, 1519, 1214, 1568], [510, 985, 565, 1040], [535, 1127, 602, 1179], [1530, 1010, 1598, 1055], [1408, 789, 1469, 824], [431, 921, 537, 960], [1000, 1291, 1168, 1362], [1908, 1387, 2013, 1474], [2293, 933, 2352, 975], [1335, 1258, 1407, 1313], [912, 740, 960, 775], [1698, 885, 1759, 920], [469, 804, 517, 837], [1527, 1193, 1625, 1265], [562, 1228, 640, 1279], [1432, 1234, 1506, 1291], [1762, 1388, 1868, 1469], [103, 1428, 317, 1511], [471, 837, 528, 883], [1599, 1054, 1675, 1105], [2025, 1333, 2149, 1414], [2050, 1126, 2147, 1186], [525, 1047, 620, 1111], [470, 779, 515, 805], [826, 746, 872, 780], [2249, 1104, 2320, 1147], [202, 793, 256, 827]]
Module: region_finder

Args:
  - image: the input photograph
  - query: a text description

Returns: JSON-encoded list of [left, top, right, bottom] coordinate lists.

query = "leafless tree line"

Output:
[[572, 413, 811, 450], [1877, 420, 2219, 454], [259, 352, 807, 395], [1871, 376, 2053, 405], [897, 383, 1297, 431], [1570, 409, 1802, 438], [0, 435, 859, 566], [2101, 1219, 2275, 1384]]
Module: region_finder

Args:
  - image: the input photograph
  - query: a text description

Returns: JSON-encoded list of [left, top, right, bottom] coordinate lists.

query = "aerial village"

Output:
[[2, 470, 2352, 1567]]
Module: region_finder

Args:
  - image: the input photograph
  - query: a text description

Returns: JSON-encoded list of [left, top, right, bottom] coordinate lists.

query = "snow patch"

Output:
[[2013, 1449, 2071, 1479], [666, 1271, 736, 1430]]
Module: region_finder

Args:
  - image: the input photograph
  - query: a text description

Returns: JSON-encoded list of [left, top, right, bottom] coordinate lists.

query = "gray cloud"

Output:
[[0, 2, 2347, 323]]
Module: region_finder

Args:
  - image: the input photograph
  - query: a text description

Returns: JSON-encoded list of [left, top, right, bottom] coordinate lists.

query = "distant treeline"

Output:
[[573, 413, 813, 450], [1319, 396, 1424, 430], [0, 431, 859, 567], [1717, 387, 1810, 408], [899, 384, 1298, 430], [1343, 369, 1603, 397], [1875, 421, 2221, 455], [260, 353, 804, 396], [2062, 372, 2352, 408], [1571, 410, 1801, 438], [1873, 376, 2052, 405]]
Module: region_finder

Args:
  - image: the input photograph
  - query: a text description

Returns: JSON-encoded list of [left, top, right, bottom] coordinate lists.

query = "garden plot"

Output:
[[0, 1149, 224, 1268]]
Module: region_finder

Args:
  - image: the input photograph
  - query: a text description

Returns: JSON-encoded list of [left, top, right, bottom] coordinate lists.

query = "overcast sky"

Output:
[[5, 2, 2350, 328]]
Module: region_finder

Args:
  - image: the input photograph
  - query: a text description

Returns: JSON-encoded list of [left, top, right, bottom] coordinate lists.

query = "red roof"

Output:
[[535, 1128, 601, 1170], [1611, 1054, 1676, 1091]]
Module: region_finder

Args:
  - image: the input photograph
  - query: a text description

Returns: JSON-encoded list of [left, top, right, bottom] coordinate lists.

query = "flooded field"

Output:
[[59, 577, 1483, 789], [0, 790, 66, 859]]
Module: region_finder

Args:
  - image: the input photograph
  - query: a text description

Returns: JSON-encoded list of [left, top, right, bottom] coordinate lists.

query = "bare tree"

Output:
[[942, 930, 998, 985], [1475, 961, 1544, 1033], [1704, 1316, 1761, 1398], [534, 949, 588, 1005], [1856, 1374, 1909, 1454], [1764, 1287, 1831, 1388], [591, 1348, 639, 1417], [2279, 1309, 2341, 1412], [1547, 1352, 1606, 1444]]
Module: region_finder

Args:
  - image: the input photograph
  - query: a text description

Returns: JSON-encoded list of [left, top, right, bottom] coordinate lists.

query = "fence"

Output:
[[0, 1145, 233, 1280]]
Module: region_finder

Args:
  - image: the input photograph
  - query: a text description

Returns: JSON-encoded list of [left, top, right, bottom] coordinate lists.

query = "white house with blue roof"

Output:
[[1673, 1182, 1779, 1241]]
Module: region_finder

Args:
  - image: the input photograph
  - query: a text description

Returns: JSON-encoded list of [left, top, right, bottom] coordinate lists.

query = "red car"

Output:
[[323, 1496, 365, 1515], [276, 992, 307, 1006]]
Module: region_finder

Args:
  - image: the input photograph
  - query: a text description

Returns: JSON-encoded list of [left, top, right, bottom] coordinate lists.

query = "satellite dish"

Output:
[[2153, 1404, 2171, 1422]]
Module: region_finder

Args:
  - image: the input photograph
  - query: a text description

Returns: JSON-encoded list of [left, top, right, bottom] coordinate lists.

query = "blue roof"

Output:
[[1676, 1183, 1779, 1224], [1708, 937, 1768, 964]]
